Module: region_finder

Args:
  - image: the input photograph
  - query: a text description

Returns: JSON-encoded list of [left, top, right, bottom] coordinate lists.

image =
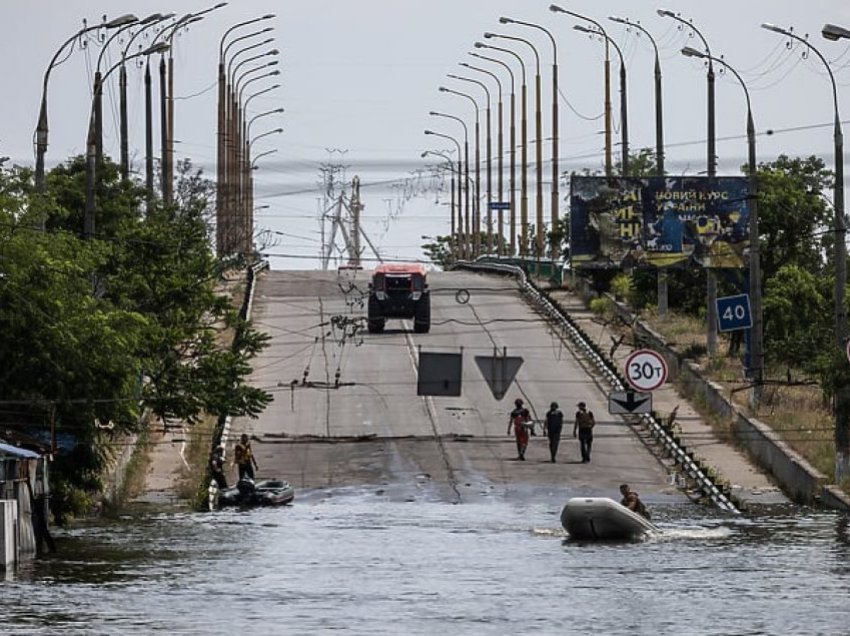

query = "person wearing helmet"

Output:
[[507, 398, 531, 461], [544, 402, 564, 463], [573, 401, 596, 463]]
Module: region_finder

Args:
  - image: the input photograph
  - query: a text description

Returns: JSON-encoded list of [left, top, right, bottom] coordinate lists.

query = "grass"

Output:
[[99, 424, 153, 515], [175, 413, 220, 506], [637, 308, 838, 482]]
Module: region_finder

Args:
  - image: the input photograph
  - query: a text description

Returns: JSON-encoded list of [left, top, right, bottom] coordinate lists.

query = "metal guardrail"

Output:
[[457, 260, 740, 514]]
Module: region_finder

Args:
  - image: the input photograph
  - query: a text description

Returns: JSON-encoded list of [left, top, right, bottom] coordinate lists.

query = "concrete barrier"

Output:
[[0, 500, 17, 569]]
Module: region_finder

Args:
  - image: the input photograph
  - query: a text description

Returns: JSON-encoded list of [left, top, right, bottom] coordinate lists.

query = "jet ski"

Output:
[[561, 497, 658, 540], [215, 478, 295, 509]]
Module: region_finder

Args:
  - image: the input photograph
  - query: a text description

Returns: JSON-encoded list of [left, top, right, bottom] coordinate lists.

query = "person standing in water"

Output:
[[234, 433, 259, 480], [619, 483, 651, 519]]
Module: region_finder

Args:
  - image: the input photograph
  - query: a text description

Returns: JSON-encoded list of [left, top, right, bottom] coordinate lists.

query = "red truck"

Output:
[[367, 263, 431, 333]]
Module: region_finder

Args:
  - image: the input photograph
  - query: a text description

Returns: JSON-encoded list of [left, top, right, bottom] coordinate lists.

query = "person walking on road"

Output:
[[507, 398, 531, 461], [544, 402, 564, 463], [234, 433, 259, 480], [572, 401, 596, 463]]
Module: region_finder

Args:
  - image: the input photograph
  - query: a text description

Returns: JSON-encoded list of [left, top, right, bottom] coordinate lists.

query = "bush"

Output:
[[610, 273, 634, 304], [589, 296, 614, 319]]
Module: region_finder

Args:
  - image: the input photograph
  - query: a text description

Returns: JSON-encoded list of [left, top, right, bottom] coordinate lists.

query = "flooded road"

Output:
[[2, 494, 849, 635]]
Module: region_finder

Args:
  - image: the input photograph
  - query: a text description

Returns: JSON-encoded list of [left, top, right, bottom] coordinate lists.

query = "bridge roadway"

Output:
[[234, 269, 684, 505]]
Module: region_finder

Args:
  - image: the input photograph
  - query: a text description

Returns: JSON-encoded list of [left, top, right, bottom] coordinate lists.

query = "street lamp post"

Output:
[[682, 47, 763, 410], [252, 148, 277, 170], [428, 114, 469, 259], [228, 55, 279, 255], [245, 107, 284, 258], [610, 16, 664, 173], [574, 25, 629, 175], [471, 51, 516, 256], [475, 40, 527, 257], [470, 52, 516, 256], [422, 149, 459, 258], [462, 61, 504, 256], [243, 82, 280, 114], [244, 127, 283, 258], [217, 15, 275, 257], [660, 10, 716, 176], [95, 15, 152, 163], [237, 77, 282, 227], [85, 42, 169, 238], [448, 73, 492, 254], [765, 22, 849, 478], [154, 13, 201, 205], [35, 14, 139, 200], [223, 33, 277, 253], [486, 32, 544, 262], [500, 17, 560, 261], [166, 3, 228, 203], [659, 9, 719, 356], [611, 15, 668, 315], [120, 14, 174, 182], [439, 86, 481, 258], [551, 5, 612, 177], [233, 67, 280, 253], [143, 55, 159, 204]]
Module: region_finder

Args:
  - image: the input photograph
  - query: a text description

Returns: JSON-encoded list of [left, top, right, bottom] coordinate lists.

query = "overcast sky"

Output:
[[4, 1, 850, 269]]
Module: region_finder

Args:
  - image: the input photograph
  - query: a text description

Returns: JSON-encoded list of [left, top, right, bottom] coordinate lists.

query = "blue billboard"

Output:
[[569, 176, 751, 269]]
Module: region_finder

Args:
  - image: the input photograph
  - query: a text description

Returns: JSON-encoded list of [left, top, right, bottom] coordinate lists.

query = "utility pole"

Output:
[[350, 176, 362, 268]]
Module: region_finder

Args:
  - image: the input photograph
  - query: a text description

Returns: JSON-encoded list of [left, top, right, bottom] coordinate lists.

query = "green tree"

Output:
[[0, 155, 271, 517], [762, 264, 831, 370], [757, 155, 832, 284], [99, 158, 271, 426], [615, 148, 661, 178], [422, 235, 455, 270]]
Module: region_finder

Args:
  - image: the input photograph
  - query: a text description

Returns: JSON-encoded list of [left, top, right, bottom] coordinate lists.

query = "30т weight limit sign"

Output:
[[624, 349, 668, 391]]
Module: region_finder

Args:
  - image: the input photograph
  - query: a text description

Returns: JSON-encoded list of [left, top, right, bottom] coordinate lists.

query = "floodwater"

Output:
[[2, 490, 849, 635]]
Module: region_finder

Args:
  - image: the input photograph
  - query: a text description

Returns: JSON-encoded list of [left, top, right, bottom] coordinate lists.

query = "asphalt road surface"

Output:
[[234, 269, 682, 505]]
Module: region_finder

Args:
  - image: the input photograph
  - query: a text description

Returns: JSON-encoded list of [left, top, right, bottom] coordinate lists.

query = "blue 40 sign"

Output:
[[716, 294, 752, 332]]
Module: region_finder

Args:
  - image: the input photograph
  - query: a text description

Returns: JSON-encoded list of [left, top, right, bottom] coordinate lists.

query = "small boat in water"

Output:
[[561, 497, 658, 541], [215, 478, 295, 509]]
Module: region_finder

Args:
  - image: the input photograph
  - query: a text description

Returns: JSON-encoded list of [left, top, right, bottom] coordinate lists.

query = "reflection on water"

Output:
[[1, 495, 848, 635]]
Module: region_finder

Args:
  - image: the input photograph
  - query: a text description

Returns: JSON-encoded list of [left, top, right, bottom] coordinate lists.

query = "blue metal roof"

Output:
[[0, 442, 40, 459]]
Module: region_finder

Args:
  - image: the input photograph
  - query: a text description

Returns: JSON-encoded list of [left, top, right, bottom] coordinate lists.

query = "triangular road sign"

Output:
[[475, 355, 523, 400]]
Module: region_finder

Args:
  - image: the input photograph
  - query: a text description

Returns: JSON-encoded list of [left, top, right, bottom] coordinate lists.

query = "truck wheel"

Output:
[[413, 298, 430, 333], [368, 319, 385, 333], [413, 321, 430, 333]]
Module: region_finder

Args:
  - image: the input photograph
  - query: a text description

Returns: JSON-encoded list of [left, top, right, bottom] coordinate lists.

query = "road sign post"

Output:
[[624, 349, 668, 392]]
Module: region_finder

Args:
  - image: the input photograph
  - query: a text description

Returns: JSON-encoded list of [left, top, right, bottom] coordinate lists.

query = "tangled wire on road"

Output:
[[329, 314, 366, 348]]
